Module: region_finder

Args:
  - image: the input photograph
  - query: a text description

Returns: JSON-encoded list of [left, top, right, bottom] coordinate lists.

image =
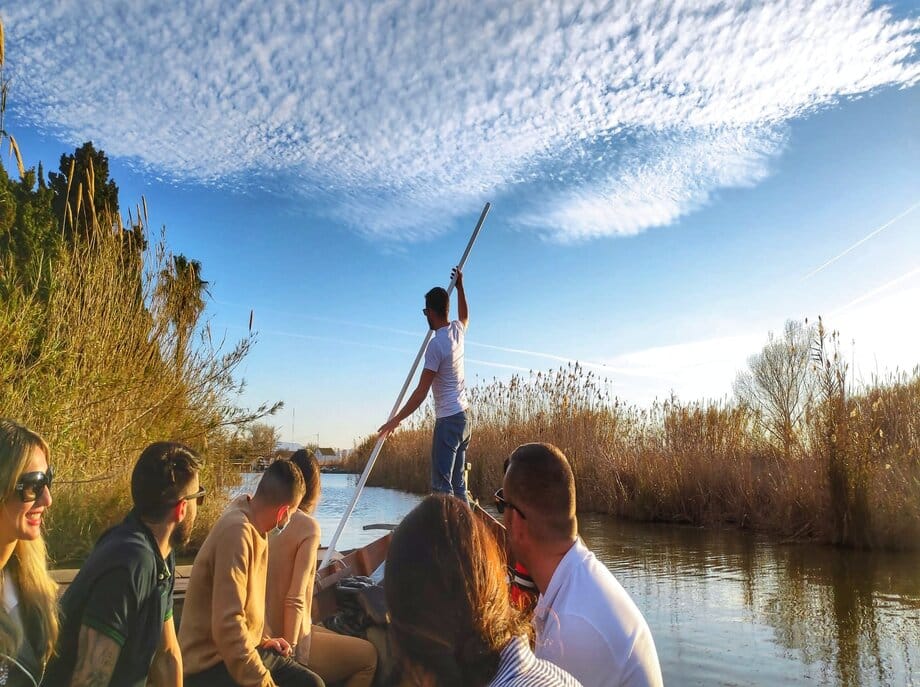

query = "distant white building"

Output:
[[313, 447, 339, 465]]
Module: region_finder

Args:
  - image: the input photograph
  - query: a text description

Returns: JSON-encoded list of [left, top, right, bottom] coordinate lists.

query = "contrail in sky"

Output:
[[830, 265, 920, 316], [804, 200, 920, 280], [219, 324, 532, 372], [217, 299, 629, 374], [214, 299, 419, 337]]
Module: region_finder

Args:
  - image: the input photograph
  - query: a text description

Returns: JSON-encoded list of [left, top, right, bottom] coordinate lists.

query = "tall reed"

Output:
[[349, 360, 920, 551]]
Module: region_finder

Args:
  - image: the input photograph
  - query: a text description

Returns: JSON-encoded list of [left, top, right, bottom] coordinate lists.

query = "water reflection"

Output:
[[579, 515, 920, 686]]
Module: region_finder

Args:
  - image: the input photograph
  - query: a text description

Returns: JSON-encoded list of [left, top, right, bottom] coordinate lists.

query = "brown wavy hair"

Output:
[[289, 449, 321, 512], [0, 419, 60, 667], [385, 495, 530, 687]]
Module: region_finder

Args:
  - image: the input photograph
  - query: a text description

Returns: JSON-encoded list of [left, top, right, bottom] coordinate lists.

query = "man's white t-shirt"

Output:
[[534, 539, 663, 687], [423, 320, 468, 418]]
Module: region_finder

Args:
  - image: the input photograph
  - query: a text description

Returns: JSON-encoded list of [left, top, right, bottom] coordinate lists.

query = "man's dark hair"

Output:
[[131, 442, 201, 522], [505, 442, 576, 541], [255, 459, 305, 508], [425, 287, 449, 318]]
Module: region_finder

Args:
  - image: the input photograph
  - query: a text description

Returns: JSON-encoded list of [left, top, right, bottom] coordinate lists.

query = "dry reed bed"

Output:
[[349, 364, 920, 550]]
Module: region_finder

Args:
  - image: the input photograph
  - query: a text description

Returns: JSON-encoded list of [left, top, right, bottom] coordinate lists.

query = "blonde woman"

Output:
[[0, 420, 58, 686], [266, 450, 377, 687]]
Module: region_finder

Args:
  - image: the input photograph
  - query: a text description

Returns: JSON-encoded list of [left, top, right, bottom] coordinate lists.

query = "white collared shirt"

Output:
[[533, 539, 663, 687]]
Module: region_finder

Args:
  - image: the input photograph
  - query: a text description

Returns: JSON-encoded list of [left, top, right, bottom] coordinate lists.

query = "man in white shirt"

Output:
[[500, 443, 663, 687], [378, 267, 471, 500]]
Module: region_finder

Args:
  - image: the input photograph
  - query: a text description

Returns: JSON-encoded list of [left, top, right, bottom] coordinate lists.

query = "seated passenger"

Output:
[[386, 494, 582, 687], [47, 441, 201, 687], [179, 459, 323, 687], [502, 443, 663, 687], [0, 419, 58, 687], [266, 450, 377, 687]]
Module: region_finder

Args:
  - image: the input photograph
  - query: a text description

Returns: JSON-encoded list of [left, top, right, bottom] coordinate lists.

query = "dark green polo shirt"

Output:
[[46, 511, 175, 687]]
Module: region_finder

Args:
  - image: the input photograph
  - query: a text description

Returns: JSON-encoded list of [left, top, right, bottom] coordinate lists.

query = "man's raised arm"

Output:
[[452, 266, 468, 328]]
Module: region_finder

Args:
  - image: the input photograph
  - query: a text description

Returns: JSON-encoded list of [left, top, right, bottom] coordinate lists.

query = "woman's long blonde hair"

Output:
[[0, 419, 59, 666]]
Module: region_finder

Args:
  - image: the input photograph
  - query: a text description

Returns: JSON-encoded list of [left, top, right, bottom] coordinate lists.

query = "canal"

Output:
[[237, 473, 919, 686]]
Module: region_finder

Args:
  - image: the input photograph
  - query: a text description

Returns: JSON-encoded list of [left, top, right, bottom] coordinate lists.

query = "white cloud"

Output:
[[4, 1, 918, 240], [588, 278, 920, 406]]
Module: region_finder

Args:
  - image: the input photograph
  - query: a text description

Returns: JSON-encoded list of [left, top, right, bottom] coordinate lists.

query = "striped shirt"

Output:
[[488, 636, 583, 687]]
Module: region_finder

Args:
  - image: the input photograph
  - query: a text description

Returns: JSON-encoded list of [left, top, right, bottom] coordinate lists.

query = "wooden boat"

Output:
[[50, 500, 527, 628]]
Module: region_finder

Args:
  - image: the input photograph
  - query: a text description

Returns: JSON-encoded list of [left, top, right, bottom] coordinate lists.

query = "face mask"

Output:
[[271, 516, 289, 536]]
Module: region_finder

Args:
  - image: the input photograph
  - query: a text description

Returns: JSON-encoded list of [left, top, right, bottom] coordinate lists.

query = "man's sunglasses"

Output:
[[494, 487, 526, 519], [15, 466, 53, 503], [178, 487, 206, 507]]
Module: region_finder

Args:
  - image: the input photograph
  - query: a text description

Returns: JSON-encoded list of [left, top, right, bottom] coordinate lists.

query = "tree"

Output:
[[156, 254, 209, 368], [0, 158, 60, 294], [248, 423, 280, 460], [734, 319, 816, 456], [48, 141, 119, 235]]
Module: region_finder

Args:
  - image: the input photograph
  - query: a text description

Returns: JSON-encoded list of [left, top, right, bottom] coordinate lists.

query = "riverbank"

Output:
[[348, 360, 920, 551]]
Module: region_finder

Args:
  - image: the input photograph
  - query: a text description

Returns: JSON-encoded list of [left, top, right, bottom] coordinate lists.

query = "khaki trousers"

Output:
[[302, 625, 378, 687]]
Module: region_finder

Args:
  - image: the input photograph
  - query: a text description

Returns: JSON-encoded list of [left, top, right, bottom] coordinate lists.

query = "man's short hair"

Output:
[[425, 287, 449, 318], [131, 442, 201, 522], [255, 459, 305, 508], [505, 442, 576, 541]]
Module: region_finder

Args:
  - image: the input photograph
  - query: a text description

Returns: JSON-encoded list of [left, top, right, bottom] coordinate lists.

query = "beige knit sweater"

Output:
[[178, 495, 274, 687], [265, 509, 321, 664]]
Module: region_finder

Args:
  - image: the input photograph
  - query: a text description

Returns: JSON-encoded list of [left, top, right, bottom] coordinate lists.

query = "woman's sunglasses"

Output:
[[493, 487, 526, 519], [15, 466, 54, 503]]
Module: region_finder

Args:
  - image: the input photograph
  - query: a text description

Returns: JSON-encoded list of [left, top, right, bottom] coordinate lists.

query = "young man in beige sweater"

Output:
[[179, 459, 324, 687]]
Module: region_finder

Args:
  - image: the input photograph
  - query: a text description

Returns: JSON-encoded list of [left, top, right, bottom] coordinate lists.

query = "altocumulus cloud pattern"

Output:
[[4, 1, 918, 241]]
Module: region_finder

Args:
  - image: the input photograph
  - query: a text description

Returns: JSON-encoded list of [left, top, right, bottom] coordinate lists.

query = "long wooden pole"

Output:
[[321, 202, 492, 568]]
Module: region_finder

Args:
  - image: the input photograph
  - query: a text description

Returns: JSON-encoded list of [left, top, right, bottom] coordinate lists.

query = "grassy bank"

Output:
[[0, 191, 271, 564], [0, 19, 274, 564], [348, 343, 920, 551]]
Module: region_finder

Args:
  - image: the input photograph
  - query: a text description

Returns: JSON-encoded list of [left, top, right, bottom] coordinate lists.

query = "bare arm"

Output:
[[378, 369, 436, 436], [452, 266, 468, 328], [69, 625, 120, 687], [147, 617, 183, 687], [283, 528, 320, 663]]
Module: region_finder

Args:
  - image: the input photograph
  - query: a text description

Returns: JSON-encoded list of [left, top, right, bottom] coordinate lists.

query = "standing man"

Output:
[[47, 441, 203, 687], [378, 267, 471, 500], [178, 459, 323, 687], [499, 443, 663, 687]]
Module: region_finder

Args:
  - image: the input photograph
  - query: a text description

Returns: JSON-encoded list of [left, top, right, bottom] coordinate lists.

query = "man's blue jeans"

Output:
[[431, 410, 471, 500]]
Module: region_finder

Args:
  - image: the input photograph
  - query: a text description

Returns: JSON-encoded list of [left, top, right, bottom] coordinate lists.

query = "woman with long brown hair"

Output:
[[0, 420, 59, 686], [266, 449, 377, 687], [386, 494, 581, 687]]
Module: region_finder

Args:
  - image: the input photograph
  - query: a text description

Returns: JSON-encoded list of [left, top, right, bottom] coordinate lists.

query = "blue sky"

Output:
[[3, 1, 919, 447]]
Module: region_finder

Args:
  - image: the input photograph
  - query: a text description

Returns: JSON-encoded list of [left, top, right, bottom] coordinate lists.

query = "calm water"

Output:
[[236, 473, 919, 686], [234, 472, 424, 550]]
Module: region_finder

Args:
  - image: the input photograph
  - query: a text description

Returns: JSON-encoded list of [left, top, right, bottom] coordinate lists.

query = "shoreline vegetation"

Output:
[[347, 335, 920, 551], [0, 19, 278, 565]]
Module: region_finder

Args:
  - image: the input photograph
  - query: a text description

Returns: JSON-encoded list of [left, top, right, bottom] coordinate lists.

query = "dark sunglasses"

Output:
[[15, 466, 54, 503], [178, 487, 206, 507], [494, 487, 526, 519]]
